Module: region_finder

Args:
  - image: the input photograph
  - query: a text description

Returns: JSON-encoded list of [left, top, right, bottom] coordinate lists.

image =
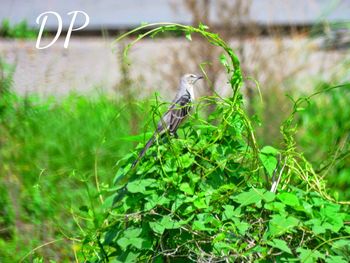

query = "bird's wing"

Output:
[[157, 91, 192, 134]]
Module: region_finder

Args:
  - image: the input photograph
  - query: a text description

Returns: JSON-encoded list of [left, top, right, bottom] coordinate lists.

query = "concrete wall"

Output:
[[1, 36, 348, 100]]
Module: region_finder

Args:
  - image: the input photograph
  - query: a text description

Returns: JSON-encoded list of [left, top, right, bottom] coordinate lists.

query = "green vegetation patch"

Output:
[[74, 23, 350, 262]]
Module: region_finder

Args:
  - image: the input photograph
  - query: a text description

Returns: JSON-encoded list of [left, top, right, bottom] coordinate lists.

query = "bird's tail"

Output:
[[132, 134, 155, 168]]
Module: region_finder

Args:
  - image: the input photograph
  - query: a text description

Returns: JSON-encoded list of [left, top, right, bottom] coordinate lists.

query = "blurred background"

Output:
[[0, 0, 349, 261]]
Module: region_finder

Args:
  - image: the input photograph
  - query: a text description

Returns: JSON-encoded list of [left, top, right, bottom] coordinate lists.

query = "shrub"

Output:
[[0, 19, 37, 39], [77, 23, 350, 262]]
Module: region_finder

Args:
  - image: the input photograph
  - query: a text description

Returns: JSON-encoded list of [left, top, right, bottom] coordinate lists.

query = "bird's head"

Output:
[[182, 74, 203, 85]]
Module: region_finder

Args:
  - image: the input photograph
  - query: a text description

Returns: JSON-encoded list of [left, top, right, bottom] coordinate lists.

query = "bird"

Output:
[[132, 73, 203, 167]]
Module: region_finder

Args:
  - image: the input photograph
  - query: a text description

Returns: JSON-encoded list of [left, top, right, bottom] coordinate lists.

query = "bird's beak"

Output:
[[193, 75, 203, 84]]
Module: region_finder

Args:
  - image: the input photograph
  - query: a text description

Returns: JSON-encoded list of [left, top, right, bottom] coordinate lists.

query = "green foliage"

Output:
[[296, 84, 350, 200], [0, 22, 349, 262], [73, 23, 350, 262], [82, 98, 350, 261], [0, 19, 38, 39], [0, 92, 150, 262], [0, 58, 15, 95]]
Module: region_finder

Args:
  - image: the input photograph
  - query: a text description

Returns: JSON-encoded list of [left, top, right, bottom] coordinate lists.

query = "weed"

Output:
[[0, 19, 38, 39]]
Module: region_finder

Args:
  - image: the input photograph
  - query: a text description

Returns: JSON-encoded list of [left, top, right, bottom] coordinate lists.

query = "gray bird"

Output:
[[132, 73, 203, 167]]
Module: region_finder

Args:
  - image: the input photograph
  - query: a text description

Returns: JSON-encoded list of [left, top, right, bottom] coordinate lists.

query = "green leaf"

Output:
[[199, 22, 209, 30], [267, 239, 292, 254], [144, 194, 169, 210], [232, 218, 250, 235], [149, 221, 165, 235], [277, 192, 300, 207], [171, 196, 185, 212], [302, 201, 313, 215], [259, 146, 279, 176], [102, 193, 117, 210], [117, 237, 129, 250], [313, 224, 326, 235], [179, 153, 195, 168], [163, 158, 177, 172], [129, 237, 144, 249], [320, 204, 345, 232], [213, 233, 225, 243], [268, 215, 299, 237], [124, 227, 142, 238], [114, 251, 141, 263], [185, 32, 192, 41], [160, 215, 182, 229], [326, 255, 348, 263], [332, 239, 350, 250], [264, 201, 286, 214], [297, 248, 325, 263], [232, 188, 268, 207], [116, 228, 146, 251], [222, 205, 237, 220], [219, 54, 228, 67], [193, 197, 208, 209], [104, 228, 119, 245], [263, 191, 276, 202], [193, 220, 212, 231], [180, 182, 194, 195], [260, 146, 279, 155], [127, 179, 157, 193], [124, 251, 140, 263], [195, 124, 218, 131], [305, 219, 326, 235], [113, 165, 132, 185]]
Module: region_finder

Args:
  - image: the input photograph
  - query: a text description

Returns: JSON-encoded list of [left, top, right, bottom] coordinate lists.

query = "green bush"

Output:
[[0, 92, 149, 262], [75, 23, 350, 262], [297, 84, 350, 200], [0, 19, 37, 39], [88, 98, 350, 262]]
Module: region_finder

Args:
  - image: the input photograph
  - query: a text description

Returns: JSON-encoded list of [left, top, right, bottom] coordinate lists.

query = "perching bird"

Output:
[[132, 73, 203, 167]]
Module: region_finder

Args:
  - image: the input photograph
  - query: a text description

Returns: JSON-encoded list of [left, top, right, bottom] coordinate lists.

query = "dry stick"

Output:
[[94, 152, 104, 204], [271, 157, 287, 193], [19, 238, 64, 262], [73, 240, 79, 263], [320, 133, 349, 180], [270, 154, 281, 189]]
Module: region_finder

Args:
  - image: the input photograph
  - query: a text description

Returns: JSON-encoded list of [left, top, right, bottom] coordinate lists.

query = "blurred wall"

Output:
[[0, 36, 347, 98], [1, 0, 349, 30]]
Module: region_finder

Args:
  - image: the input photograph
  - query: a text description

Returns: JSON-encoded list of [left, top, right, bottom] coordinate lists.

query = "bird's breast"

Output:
[[187, 87, 195, 101]]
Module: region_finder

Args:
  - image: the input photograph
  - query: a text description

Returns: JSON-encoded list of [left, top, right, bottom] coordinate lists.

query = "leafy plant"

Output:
[[74, 23, 350, 262], [0, 19, 38, 39], [0, 58, 15, 116], [0, 92, 152, 262], [0, 58, 15, 94], [297, 83, 350, 200]]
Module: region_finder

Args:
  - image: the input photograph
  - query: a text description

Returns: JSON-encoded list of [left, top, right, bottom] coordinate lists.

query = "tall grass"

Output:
[[296, 84, 350, 200], [0, 91, 151, 261]]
